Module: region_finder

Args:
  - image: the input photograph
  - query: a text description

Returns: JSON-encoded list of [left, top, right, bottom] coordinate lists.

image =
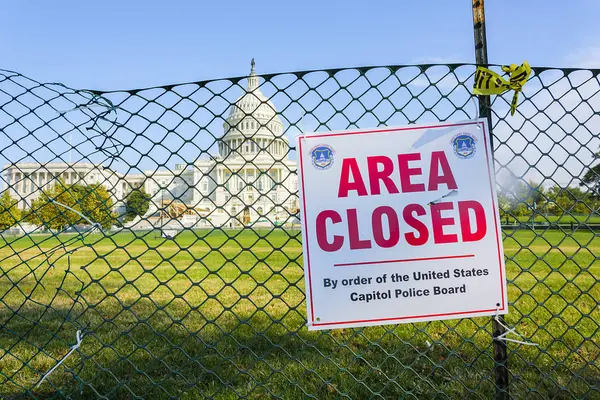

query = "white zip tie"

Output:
[[49, 200, 103, 233], [494, 306, 538, 346], [36, 330, 84, 388], [57, 96, 117, 116], [57, 104, 111, 115], [428, 189, 459, 205]]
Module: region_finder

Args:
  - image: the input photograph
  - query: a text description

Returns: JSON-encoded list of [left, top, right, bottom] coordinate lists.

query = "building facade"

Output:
[[3, 162, 129, 211], [3, 62, 299, 229]]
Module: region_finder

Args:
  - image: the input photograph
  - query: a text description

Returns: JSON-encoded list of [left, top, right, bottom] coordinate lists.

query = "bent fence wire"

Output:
[[0, 63, 599, 399]]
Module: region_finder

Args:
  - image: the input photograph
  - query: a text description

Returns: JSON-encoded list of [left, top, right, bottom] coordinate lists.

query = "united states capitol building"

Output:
[[4, 61, 299, 229]]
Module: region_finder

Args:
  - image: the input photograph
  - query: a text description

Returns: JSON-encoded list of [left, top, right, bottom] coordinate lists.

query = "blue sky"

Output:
[[1, 1, 599, 189], [2, 0, 599, 90]]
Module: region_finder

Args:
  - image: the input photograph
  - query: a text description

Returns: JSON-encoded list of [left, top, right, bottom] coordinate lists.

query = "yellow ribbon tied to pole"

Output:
[[473, 61, 531, 116]]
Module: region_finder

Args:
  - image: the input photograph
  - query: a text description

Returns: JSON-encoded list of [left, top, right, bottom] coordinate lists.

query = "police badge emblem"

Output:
[[451, 133, 477, 159], [310, 144, 335, 170]]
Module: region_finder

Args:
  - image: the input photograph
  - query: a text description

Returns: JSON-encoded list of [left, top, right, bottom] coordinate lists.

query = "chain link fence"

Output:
[[0, 63, 598, 399]]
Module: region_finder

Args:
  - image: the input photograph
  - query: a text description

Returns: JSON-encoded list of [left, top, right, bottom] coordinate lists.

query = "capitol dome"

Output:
[[219, 60, 288, 160]]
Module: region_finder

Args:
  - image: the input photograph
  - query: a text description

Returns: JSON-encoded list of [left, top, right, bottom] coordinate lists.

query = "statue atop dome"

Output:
[[248, 58, 259, 90]]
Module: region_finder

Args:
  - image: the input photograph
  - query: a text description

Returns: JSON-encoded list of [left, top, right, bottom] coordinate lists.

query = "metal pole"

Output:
[[471, 1, 509, 399], [472, 0, 493, 140]]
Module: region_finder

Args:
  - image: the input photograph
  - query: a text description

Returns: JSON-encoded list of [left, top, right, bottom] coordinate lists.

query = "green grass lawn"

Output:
[[1, 228, 598, 399]]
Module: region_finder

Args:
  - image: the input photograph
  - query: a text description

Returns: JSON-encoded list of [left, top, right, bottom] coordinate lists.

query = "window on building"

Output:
[[258, 180, 263, 191], [257, 206, 263, 215], [270, 171, 279, 187], [202, 181, 208, 192], [231, 207, 237, 215], [271, 193, 278, 203], [238, 181, 243, 191]]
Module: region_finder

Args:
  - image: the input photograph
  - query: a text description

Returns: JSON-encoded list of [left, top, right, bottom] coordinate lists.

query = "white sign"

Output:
[[297, 118, 507, 331]]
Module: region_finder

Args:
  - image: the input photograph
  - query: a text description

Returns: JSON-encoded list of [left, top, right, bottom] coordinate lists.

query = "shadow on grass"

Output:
[[2, 299, 598, 400]]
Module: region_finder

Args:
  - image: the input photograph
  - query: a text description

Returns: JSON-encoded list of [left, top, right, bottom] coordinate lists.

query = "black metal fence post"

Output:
[[471, 1, 509, 399]]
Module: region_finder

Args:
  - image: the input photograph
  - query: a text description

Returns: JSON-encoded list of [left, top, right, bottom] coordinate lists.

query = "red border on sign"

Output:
[[297, 120, 505, 328], [334, 253, 475, 267]]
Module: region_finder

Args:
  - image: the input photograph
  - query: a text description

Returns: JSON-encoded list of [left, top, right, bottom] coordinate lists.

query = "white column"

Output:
[[14, 173, 21, 208]]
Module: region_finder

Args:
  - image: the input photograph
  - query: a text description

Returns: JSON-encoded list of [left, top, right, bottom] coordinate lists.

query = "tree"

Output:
[[77, 184, 116, 229], [498, 180, 545, 218], [0, 191, 21, 231], [580, 150, 600, 197], [123, 188, 151, 222], [25, 179, 73, 230], [546, 185, 591, 215], [25, 181, 116, 230]]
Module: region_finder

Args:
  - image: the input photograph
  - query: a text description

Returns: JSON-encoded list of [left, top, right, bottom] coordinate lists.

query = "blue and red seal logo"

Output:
[[451, 133, 477, 159], [310, 144, 335, 170]]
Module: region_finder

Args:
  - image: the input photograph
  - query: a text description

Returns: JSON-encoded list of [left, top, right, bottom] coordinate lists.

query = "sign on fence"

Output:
[[297, 118, 508, 330]]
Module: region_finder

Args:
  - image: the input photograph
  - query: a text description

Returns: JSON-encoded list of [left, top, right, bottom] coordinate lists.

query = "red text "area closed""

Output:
[[315, 200, 487, 252]]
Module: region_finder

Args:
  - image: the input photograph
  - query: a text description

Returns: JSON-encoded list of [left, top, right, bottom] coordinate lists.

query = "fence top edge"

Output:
[[2, 63, 600, 96]]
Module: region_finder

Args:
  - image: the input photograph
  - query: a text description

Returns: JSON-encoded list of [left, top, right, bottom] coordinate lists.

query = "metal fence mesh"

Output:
[[0, 63, 598, 399]]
